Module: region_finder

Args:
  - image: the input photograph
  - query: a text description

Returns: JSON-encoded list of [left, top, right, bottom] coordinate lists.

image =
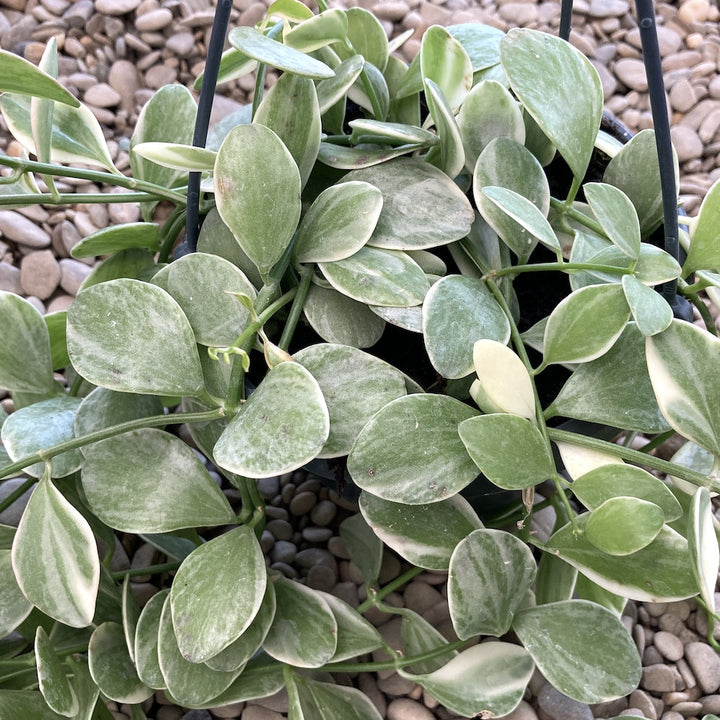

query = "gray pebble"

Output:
[[328, 535, 351, 559], [387, 698, 435, 720], [306, 564, 337, 592], [95, 0, 141, 14], [207, 701, 243, 718], [289, 490, 316, 516], [629, 688, 658, 720], [269, 562, 298, 579], [614, 58, 649, 92], [702, 695, 720, 714], [264, 506, 288, 521], [653, 631, 684, 662], [659, 712, 684, 720], [310, 499, 336, 526], [671, 701, 702, 716], [266, 519, 292, 541], [85, 83, 122, 108], [270, 541, 296, 565], [670, 125, 703, 163], [0, 477, 34, 526], [642, 664, 678, 693], [59, 258, 92, 296], [296, 548, 335, 570], [537, 683, 593, 720], [685, 641, 720, 693], [404, 581, 443, 615], [331, 581, 359, 607], [0, 210, 51, 249], [302, 526, 333, 543], [179, 711, 211, 720], [0, 263, 22, 294], [257, 476, 280, 500], [259, 530, 274, 554]]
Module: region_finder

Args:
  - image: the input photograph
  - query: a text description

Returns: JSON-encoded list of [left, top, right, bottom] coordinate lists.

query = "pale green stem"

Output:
[[489, 261, 631, 280]]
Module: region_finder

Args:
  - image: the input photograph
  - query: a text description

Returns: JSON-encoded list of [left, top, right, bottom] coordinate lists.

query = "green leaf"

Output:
[[343, 7, 388, 71], [401, 611, 457, 674], [535, 550, 577, 605], [204, 582, 276, 672], [457, 80, 525, 173], [198, 656, 284, 709], [684, 178, 720, 275], [471, 339, 535, 419], [473, 137, 550, 261], [283, 8, 348, 52], [320, 247, 429, 307], [501, 28, 602, 180], [1, 397, 83, 478], [0, 691, 67, 719], [303, 284, 385, 348], [131, 142, 216, 171], [193, 47, 256, 91], [229, 26, 334, 78], [0, 49, 79, 105], [74, 388, 163, 448], [689, 487, 719, 608], [44, 311, 69, 371], [448, 529, 536, 638], [551, 323, 669, 433], [406, 642, 534, 718], [446, 23, 505, 72], [292, 676, 383, 720], [513, 600, 641, 703], [134, 590, 168, 690], [35, 626, 79, 717], [294, 344, 406, 458], [121, 577, 139, 665], [546, 515, 697, 601], [459, 414, 554, 490], [422, 275, 511, 379], [12, 477, 99, 627], [423, 78, 465, 178], [603, 129, 673, 236], [0, 549, 32, 636], [420, 25, 473, 111], [31, 39, 59, 196], [349, 118, 437, 147], [318, 141, 422, 169], [586, 497, 665, 556], [622, 275, 673, 336], [348, 394, 479, 504], [316, 55, 364, 114], [0, 93, 117, 172], [81, 248, 156, 289], [151, 253, 256, 348], [66, 656, 100, 720], [295, 182, 383, 263], [339, 513, 383, 586], [344, 158, 474, 250], [543, 284, 630, 365], [70, 223, 160, 259], [214, 124, 301, 277], [359, 492, 483, 571], [214, 362, 329, 478], [157, 597, 240, 707], [81, 429, 235, 532], [571, 464, 682, 521], [584, 182, 641, 259], [262, 576, 337, 667], [0, 292, 54, 393], [254, 72, 321, 188], [321, 591, 382, 662], [573, 573, 627, 615], [646, 319, 720, 455], [67, 278, 205, 397], [482, 186, 560, 253], [634, 243, 682, 285], [170, 527, 266, 663], [130, 85, 196, 216]]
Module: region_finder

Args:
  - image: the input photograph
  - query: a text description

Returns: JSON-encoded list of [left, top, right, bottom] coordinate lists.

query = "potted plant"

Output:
[[0, 2, 719, 718]]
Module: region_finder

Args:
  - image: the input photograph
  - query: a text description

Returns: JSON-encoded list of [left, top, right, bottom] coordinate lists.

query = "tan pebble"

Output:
[[686, 32, 704, 48], [662, 50, 704, 73], [670, 125, 703, 162], [653, 630, 684, 661], [373, 1, 410, 21], [165, 31, 195, 57], [20, 250, 60, 300], [207, 701, 244, 718], [387, 698, 435, 720], [404, 580, 443, 614], [358, 673, 386, 717], [242, 706, 284, 720], [59, 258, 92, 296], [63, 0, 93, 26], [702, 695, 720, 714], [0, 210, 51, 249], [95, 0, 142, 14], [144, 63, 176, 89], [672, 700, 703, 716], [154, 706, 183, 720], [134, 7, 172, 32], [499, 2, 538, 24], [685, 641, 720, 693], [46, 294, 75, 313], [629, 688, 658, 720], [641, 664, 676, 693], [250, 688, 288, 713], [670, 78, 698, 112], [614, 58, 648, 91], [85, 82, 121, 108], [678, 0, 711, 24]]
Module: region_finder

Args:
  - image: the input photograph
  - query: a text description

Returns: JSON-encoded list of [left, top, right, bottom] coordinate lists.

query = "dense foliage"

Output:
[[1, 2, 720, 718]]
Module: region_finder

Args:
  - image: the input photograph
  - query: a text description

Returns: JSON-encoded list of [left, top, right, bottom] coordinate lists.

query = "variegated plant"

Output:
[[1, 3, 720, 719]]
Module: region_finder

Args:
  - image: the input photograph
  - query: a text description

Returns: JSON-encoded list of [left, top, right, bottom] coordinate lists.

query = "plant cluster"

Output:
[[1, 2, 720, 719]]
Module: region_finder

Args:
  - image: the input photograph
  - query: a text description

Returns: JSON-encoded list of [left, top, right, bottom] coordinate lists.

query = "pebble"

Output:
[[653, 631, 684, 662], [0, 210, 51, 249], [289, 490, 316, 516], [301, 526, 333, 543], [134, 8, 173, 32], [306, 563, 337, 592], [85, 83, 122, 108], [642, 664, 677, 693], [59, 258, 92, 296], [499, 700, 539, 719], [310, 499, 337, 526], [270, 541, 296, 565], [536, 683, 593, 720], [670, 125, 703, 162], [614, 58, 649, 91], [19, 250, 60, 300], [95, 0, 142, 15], [241, 707, 283, 720], [684, 642, 720, 693], [208, 701, 244, 718], [0, 263, 22, 294], [387, 698, 435, 720]]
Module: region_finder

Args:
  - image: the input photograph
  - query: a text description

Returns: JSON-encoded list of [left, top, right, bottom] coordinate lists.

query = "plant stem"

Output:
[[0, 191, 169, 207], [322, 639, 467, 673], [549, 196, 606, 236], [157, 206, 188, 264], [0, 154, 187, 205], [278, 265, 313, 351], [110, 562, 180, 580], [637, 429, 676, 454], [0, 408, 225, 481], [685, 290, 718, 336], [0, 476, 35, 515], [489, 261, 630, 279], [356, 566, 424, 614], [547, 427, 720, 491]]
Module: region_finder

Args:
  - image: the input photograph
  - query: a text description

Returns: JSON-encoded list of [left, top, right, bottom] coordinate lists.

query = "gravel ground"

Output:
[[1, 1, 720, 719]]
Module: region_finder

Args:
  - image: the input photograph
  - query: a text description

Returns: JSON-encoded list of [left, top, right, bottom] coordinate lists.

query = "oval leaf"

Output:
[[689, 487, 720, 609], [543, 284, 630, 366], [295, 182, 383, 263], [471, 339, 535, 419], [71, 223, 160, 259], [35, 626, 79, 717], [423, 78, 465, 178], [359, 492, 483, 571], [81, 429, 235, 533], [12, 478, 99, 628], [229, 26, 334, 78], [347, 394, 479, 504], [293, 343, 406, 457], [262, 576, 337, 667], [339, 513, 383, 587], [458, 414, 555, 490], [501, 28, 603, 180], [0, 49, 79, 105], [170, 527, 266, 663], [283, 9, 348, 52], [622, 274, 673, 337], [67, 278, 205, 397], [131, 142, 216, 171], [214, 124, 301, 277], [420, 25, 473, 111], [214, 362, 329, 478], [448, 529, 537, 638], [586, 497, 665, 556], [684, 178, 720, 275], [513, 600, 641, 703], [584, 182, 641, 259], [134, 590, 169, 690], [320, 592, 382, 662], [0, 550, 32, 636], [0, 292, 54, 393], [293, 676, 383, 720], [423, 275, 511, 379]]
